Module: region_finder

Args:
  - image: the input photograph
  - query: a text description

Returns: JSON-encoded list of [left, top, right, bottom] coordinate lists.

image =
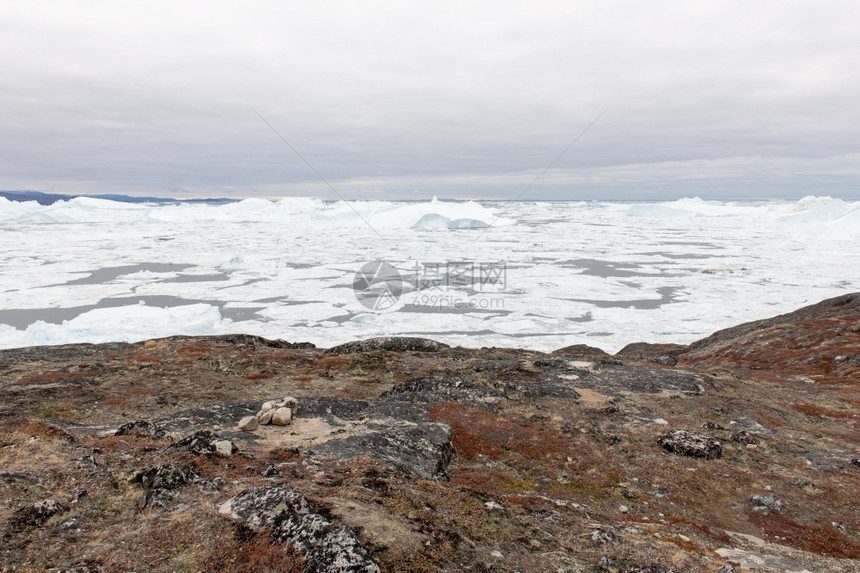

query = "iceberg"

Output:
[[0, 194, 857, 353], [23, 303, 223, 346], [1, 195, 511, 229], [411, 213, 490, 230]]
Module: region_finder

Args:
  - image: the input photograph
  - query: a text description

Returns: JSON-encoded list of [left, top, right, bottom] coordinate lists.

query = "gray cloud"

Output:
[[1, 1, 858, 199]]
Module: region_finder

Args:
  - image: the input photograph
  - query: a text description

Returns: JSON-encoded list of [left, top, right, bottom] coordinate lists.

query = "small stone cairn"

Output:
[[238, 397, 298, 431]]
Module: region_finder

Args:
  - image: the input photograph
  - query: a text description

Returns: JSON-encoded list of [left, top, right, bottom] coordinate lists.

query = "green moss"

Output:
[[503, 475, 536, 492], [562, 481, 613, 499]]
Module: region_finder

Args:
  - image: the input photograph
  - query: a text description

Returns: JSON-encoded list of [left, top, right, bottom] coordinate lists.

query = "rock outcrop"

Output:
[[658, 429, 723, 459], [678, 293, 860, 384], [219, 485, 380, 573], [166, 430, 236, 456], [324, 336, 449, 355], [8, 500, 68, 529], [308, 418, 453, 480]]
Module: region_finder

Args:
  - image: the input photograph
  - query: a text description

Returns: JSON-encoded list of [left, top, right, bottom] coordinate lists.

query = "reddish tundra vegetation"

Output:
[[1, 294, 859, 572]]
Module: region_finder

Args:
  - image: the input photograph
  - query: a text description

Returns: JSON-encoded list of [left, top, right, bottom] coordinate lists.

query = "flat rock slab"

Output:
[[802, 449, 856, 471], [716, 548, 813, 573], [731, 417, 773, 436], [584, 364, 711, 395], [142, 396, 456, 478], [502, 374, 582, 400], [155, 401, 263, 435], [380, 375, 506, 410], [308, 419, 453, 479], [324, 337, 449, 355]]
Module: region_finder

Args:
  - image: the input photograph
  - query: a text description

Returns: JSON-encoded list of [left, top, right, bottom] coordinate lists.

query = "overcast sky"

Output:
[[1, 1, 858, 200]]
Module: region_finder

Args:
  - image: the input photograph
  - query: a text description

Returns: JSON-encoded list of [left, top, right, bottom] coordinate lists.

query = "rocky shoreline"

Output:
[[1, 294, 859, 572]]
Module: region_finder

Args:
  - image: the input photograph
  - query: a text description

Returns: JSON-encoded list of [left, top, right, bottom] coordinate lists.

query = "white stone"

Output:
[[261, 401, 275, 411], [213, 440, 235, 456], [238, 416, 258, 431], [271, 407, 293, 426], [256, 409, 275, 425], [619, 505, 629, 513]]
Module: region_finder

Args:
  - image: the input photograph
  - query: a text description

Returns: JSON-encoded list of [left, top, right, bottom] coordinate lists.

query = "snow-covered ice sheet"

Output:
[[0, 195, 857, 352]]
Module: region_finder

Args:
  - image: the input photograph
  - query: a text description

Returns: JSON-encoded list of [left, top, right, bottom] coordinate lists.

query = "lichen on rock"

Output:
[[167, 430, 236, 456], [658, 429, 722, 459], [219, 485, 380, 573]]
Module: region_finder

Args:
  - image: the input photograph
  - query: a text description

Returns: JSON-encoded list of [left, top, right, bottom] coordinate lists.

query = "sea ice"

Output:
[[0, 196, 857, 352]]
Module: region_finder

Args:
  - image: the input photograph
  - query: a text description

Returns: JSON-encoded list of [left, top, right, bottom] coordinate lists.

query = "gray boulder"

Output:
[[115, 420, 166, 438], [750, 493, 786, 513], [134, 464, 196, 490], [625, 565, 677, 573], [325, 337, 449, 355], [167, 430, 236, 456], [658, 429, 722, 459], [219, 485, 379, 573], [9, 499, 68, 528]]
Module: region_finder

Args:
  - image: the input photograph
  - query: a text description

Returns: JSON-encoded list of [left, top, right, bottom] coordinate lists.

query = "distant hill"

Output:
[[0, 190, 237, 206]]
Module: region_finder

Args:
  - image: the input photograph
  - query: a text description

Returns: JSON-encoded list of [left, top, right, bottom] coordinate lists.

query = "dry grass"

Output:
[[748, 510, 860, 558], [177, 345, 211, 357], [792, 402, 859, 419], [245, 372, 275, 380], [665, 516, 732, 544], [130, 355, 162, 363], [829, 386, 860, 408], [0, 415, 74, 442], [316, 355, 355, 370], [207, 530, 304, 573], [17, 371, 77, 383], [429, 402, 567, 461], [0, 414, 302, 571]]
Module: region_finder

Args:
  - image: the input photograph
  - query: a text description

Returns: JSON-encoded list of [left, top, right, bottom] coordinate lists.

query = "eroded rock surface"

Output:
[[166, 430, 236, 456], [8, 500, 68, 529], [658, 429, 723, 459], [325, 336, 448, 355], [308, 419, 453, 479], [220, 485, 380, 573]]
